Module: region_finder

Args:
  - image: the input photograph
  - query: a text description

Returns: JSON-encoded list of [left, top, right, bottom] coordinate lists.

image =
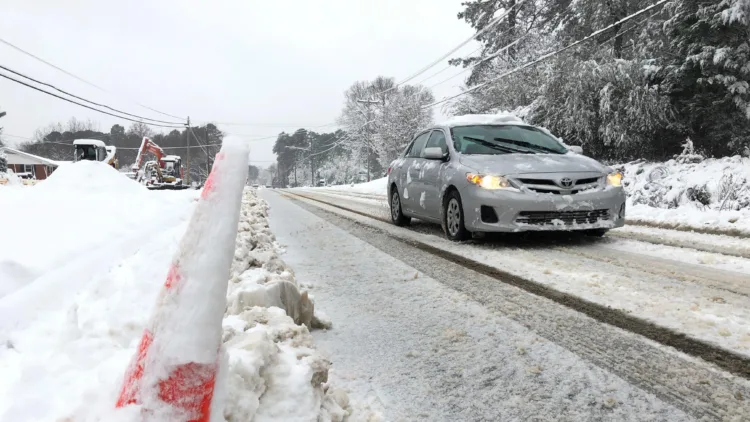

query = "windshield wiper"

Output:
[[493, 137, 564, 154], [463, 136, 534, 154]]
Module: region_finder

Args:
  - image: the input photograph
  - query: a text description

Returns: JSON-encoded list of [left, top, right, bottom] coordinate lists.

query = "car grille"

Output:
[[518, 178, 556, 186], [527, 188, 584, 195], [515, 209, 610, 225], [517, 177, 601, 194]]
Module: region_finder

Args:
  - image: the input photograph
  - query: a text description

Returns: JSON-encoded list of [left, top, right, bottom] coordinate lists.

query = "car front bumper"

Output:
[[461, 185, 626, 233]]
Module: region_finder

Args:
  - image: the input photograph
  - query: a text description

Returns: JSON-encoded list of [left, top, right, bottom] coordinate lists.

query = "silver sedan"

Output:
[[387, 117, 626, 241]]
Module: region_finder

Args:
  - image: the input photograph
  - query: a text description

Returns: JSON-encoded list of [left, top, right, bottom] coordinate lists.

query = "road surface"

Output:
[[260, 189, 750, 422]]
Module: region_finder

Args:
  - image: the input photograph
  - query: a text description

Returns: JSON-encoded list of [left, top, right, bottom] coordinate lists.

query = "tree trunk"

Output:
[[613, 23, 623, 59], [507, 0, 517, 59]]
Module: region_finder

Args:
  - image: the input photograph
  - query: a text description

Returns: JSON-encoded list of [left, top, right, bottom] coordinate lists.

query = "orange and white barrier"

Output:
[[116, 139, 249, 421]]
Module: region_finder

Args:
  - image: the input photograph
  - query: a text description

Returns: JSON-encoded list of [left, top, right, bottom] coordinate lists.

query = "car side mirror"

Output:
[[568, 145, 583, 155], [423, 147, 448, 161]]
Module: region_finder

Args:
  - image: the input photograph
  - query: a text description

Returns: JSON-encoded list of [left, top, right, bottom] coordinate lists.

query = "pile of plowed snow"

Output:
[[220, 188, 359, 421], [0, 161, 199, 421], [0, 161, 195, 299], [36, 160, 144, 194]]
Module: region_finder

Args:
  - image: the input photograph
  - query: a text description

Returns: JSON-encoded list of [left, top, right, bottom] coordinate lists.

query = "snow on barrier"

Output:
[[115, 138, 249, 421]]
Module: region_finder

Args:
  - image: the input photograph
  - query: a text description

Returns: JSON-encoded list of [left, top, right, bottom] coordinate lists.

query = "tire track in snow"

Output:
[[608, 229, 750, 260], [278, 190, 750, 421], [552, 245, 750, 297]]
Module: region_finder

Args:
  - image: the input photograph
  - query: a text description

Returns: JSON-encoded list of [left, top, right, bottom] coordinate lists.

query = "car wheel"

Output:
[[583, 229, 608, 237], [390, 187, 411, 226], [443, 190, 470, 241]]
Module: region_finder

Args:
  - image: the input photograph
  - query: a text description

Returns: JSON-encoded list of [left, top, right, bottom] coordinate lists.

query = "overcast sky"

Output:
[[0, 0, 477, 166]]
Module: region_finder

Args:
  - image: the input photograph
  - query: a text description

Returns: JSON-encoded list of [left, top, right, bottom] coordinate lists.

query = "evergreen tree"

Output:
[[649, 0, 750, 156], [448, 0, 750, 160], [0, 150, 7, 173]]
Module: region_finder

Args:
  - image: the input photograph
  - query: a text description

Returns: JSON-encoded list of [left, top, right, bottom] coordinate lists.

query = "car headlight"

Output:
[[466, 173, 511, 189], [606, 172, 623, 187]]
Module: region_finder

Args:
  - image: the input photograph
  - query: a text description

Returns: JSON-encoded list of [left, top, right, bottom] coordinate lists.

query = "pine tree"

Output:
[[0, 150, 7, 173], [651, 0, 750, 156]]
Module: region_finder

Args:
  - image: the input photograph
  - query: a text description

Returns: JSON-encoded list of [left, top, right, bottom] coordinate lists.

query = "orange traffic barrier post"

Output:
[[115, 139, 249, 421]]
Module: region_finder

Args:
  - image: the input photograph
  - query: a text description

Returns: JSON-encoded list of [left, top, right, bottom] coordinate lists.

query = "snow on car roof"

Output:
[[438, 113, 527, 127], [162, 155, 181, 161], [73, 139, 106, 147]]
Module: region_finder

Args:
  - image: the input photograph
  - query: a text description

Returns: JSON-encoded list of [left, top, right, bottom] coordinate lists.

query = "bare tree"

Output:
[[67, 117, 99, 133], [339, 77, 434, 171], [127, 121, 154, 139], [33, 122, 64, 142]]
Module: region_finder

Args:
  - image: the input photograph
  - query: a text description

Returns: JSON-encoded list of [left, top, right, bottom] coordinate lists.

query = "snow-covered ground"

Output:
[[319, 178, 388, 197], [0, 162, 358, 421]]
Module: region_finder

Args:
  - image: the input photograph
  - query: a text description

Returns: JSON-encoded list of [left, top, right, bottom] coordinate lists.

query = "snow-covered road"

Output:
[[262, 189, 750, 421], [288, 188, 750, 359]]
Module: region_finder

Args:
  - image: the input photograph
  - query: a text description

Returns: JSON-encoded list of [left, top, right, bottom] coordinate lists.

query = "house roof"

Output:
[[0, 147, 61, 167]]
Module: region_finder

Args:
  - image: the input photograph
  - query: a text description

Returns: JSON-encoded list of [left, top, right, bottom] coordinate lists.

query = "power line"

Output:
[[423, 0, 669, 109], [425, 35, 527, 91], [1, 133, 34, 141], [0, 64, 185, 125], [223, 134, 282, 142], [380, 0, 528, 95], [38, 140, 222, 150], [210, 121, 338, 128], [413, 19, 520, 88], [0, 70, 187, 129], [413, 64, 455, 86], [0, 37, 184, 120]]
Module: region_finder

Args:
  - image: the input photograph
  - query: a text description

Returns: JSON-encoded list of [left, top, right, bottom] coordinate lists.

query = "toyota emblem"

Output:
[[559, 177, 574, 188]]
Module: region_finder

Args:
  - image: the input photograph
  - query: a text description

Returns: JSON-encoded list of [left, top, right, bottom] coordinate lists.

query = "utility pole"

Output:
[[309, 133, 315, 185], [205, 126, 210, 178], [357, 97, 380, 182], [185, 117, 191, 185]]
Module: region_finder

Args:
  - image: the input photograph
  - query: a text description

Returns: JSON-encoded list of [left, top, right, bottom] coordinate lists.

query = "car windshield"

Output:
[[451, 125, 567, 155]]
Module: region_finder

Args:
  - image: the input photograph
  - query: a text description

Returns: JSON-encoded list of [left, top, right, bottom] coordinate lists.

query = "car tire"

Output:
[[443, 190, 470, 241], [583, 228, 608, 237], [390, 187, 411, 227]]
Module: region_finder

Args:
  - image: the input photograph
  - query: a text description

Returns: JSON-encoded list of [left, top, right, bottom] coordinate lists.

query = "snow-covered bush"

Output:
[[622, 156, 750, 212], [717, 172, 750, 211]]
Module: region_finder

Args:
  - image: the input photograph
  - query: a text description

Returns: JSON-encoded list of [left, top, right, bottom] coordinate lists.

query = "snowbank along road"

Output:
[[266, 187, 750, 421], [0, 161, 362, 422]]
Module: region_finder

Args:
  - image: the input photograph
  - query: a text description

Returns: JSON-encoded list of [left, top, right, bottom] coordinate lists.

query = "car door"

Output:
[[400, 131, 431, 214], [419, 129, 449, 220]]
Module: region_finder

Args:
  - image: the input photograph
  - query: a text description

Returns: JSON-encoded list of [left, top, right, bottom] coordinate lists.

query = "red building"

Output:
[[0, 147, 63, 180]]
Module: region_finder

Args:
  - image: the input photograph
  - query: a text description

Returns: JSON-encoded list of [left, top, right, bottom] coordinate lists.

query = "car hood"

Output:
[[458, 153, 609, 175]]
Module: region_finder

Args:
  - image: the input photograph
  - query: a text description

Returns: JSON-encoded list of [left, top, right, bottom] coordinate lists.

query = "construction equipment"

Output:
[[74, 139, 119, 169], [131, 137, 189, 190]]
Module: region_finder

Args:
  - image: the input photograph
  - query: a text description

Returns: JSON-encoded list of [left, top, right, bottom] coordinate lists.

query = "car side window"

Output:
[[401, 140, 414, 157], [407, 132, 430, 158], [423, 130, 448, 156]]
